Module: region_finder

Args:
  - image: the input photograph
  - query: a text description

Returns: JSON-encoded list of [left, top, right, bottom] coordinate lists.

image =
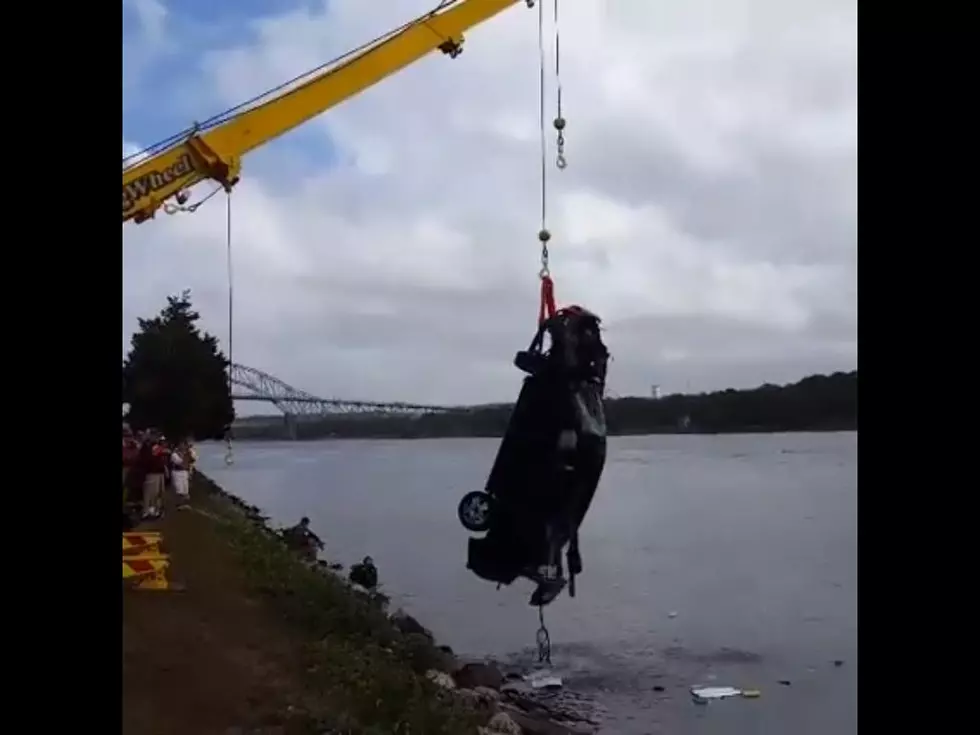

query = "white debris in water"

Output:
[[691, 686, 742, 700], [526, 670, 564, 689]]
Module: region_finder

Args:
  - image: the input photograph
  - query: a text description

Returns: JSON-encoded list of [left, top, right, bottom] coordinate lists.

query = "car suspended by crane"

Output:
[[122, 0, 539, 225], [123, 0, 601, 657]]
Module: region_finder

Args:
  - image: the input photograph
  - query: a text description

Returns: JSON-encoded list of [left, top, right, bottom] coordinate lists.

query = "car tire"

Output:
[[458, 491, 494, 533]]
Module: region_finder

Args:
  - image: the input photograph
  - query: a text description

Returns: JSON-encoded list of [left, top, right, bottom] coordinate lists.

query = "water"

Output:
[[199, 432, 857, 735]]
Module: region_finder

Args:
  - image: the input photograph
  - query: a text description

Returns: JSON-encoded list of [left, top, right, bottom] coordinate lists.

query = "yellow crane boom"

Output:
[[123, 0, 531, 224]]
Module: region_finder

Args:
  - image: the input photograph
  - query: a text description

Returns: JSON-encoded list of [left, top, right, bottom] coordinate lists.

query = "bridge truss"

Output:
[[229, 363, 457, 417]]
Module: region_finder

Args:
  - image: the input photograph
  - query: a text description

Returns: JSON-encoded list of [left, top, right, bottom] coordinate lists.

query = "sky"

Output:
[[122, 0, 857, 407]]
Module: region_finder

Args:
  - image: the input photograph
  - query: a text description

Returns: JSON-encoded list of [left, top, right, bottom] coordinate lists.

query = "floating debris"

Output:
[[526, 670, 563, 690], [691, 686, 741, 700], [690, 686, 762, 704]]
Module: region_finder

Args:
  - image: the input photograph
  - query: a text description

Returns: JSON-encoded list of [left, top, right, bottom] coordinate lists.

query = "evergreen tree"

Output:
[[122, 290, 234, 439]]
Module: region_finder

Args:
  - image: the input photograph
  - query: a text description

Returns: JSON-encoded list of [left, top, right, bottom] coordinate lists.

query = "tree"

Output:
[[122, 290, 235, 440]]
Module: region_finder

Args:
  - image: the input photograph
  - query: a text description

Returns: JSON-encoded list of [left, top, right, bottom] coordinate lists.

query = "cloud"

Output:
[[130, 0, 168, 44], [123, 140, 150, 169], [123, 0, 172, 91], [122, 0, 857, 405]]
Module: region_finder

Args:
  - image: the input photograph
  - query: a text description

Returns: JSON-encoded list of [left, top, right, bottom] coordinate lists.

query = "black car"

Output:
[[458, 306, 609, 607]]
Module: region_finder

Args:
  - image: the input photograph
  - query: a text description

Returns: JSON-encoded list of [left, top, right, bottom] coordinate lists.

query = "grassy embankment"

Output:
[[122, 471, 483, 735]]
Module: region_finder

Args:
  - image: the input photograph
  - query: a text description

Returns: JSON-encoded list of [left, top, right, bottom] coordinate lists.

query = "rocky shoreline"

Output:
[[428, 663, 603, 735], [197, 471, 600, 735]]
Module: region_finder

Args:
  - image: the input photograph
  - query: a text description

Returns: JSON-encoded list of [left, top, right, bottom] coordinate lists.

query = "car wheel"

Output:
[[458, 491, 494, 532]]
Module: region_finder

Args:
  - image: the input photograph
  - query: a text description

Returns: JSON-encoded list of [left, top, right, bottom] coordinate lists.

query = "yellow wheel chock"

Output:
[[122, 532, 173, 591], [123, 532, 162, 556], [122, 554, 172, 591]]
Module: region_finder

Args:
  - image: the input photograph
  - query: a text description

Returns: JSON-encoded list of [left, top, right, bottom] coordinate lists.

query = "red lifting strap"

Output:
[[538, 274, 557, 326]]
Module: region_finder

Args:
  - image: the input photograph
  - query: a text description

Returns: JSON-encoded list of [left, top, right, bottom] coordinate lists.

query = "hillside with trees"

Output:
[[232, 370, 857, 440]]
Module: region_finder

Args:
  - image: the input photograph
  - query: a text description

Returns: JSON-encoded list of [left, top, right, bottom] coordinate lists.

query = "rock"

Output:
[[390, 609, 433, 640], [455, 687, 500, 716], [419, 640, 456, 674], [501, 706, 595, 735], [484, 712, 522, 734], [500, 682, 552, 712], [400, 632, 452, 674], [348, 586, 390, 612], [455, 662, 504, 691], [475, 686, 502, 701], [426, 670, 456, 690], [500, 682, 604, 727]]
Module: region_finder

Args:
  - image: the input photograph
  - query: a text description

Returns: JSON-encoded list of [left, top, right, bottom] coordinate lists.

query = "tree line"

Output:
[[234, 370, 857, 440]]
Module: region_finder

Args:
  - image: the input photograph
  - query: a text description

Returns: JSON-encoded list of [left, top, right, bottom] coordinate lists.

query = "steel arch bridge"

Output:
[[230, 363, 457, 417]]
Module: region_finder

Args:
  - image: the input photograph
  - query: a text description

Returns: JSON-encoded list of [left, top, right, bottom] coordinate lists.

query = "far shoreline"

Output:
[[223, 426, 859, 443], [229, 370, 857, 442]]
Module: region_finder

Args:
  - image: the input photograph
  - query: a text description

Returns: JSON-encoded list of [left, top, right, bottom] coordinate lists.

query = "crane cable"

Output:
[[552, 0, 567, 173], [533, 0, 566, 667], [224, 192, 236, 466], [535, 0, 566, 327]]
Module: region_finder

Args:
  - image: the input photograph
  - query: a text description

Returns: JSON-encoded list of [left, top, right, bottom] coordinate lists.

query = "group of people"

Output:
[[120, 426, 378, 587], [280, 517, 379, 591], [122, 423, 197, 525]]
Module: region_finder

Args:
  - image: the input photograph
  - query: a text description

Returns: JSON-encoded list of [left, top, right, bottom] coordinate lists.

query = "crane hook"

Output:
[[554, 116, 567, 170]]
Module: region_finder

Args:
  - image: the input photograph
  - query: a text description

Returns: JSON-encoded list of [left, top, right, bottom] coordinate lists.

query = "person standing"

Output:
[[141, 431, 168, 520], [160, 434, 172, 490], [185, 438, 198, 473], [122, 424, 139, 495], [170, 441, 191, 506]]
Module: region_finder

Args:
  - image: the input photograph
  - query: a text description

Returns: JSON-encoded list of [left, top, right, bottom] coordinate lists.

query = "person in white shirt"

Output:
[[170, 443, 191, 503]]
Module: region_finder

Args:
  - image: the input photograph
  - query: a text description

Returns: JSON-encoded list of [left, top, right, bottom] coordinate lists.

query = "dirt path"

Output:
[[122, 498, 308, 735]]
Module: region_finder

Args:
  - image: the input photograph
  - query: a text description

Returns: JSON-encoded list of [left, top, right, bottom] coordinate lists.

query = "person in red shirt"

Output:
[[140, 431, 170, 520], [122, 424, 139, 489], [122, 423, 141, 521]]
